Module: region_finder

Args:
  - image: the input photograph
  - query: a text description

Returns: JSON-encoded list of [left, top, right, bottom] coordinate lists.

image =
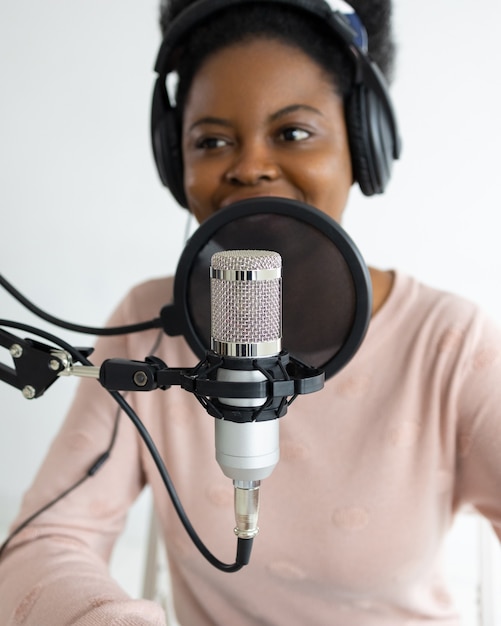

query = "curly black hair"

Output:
[[158, 0, 395, 116]]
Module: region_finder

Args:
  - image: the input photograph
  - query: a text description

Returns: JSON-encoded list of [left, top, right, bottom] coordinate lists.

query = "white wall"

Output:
[[0, 0, 187, 520], [1, 0, 500, 615]]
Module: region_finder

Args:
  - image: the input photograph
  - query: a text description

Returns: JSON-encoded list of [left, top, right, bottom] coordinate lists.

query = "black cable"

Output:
[[0, 274, 162, 336], [0, 394, 122, 560], [109, 387, 248, 572], [0, 325, 122, 560], [0, 458, 105, 560], [0, 321, 249, 571]]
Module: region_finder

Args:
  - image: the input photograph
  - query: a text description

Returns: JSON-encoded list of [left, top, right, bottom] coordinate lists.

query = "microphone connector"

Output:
[[233, 480, 260, 539]]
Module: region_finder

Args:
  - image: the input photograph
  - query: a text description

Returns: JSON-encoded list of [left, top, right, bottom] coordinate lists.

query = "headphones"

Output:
[[151, 0, 401, 209]]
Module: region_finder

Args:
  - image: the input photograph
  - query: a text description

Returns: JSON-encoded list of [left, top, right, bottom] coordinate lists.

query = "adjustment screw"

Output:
[[22, 385, 36, 400], [133, 371, 148, 387], [10, 344, 23, 359], [49, 359, 61, 371]]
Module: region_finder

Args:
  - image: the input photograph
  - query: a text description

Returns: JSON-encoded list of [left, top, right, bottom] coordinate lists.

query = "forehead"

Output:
[[184, 38, 340, 112]]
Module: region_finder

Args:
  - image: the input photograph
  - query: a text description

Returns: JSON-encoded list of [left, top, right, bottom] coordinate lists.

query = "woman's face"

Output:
[[181, 38, 353, 224]]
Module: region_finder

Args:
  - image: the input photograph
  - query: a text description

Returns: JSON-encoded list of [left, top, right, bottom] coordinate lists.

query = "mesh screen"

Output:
[[187, 211, 356, 370]]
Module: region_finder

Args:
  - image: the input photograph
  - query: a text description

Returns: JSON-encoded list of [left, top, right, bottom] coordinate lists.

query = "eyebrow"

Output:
[[188, 116, 233, 132], [269, 104, 325, 122], [188, 104, 325, 132]]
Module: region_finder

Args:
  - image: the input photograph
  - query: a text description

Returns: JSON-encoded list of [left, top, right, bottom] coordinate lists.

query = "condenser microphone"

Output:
[[210, 249, 282, 539]]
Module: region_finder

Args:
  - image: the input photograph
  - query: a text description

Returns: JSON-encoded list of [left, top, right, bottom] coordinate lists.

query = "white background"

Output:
[[0, 0, 500, 621]]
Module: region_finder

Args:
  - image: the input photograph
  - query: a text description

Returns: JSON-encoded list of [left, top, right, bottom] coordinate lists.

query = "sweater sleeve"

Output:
[[454, 309, 501, 543], [0, 288, 168, 625]]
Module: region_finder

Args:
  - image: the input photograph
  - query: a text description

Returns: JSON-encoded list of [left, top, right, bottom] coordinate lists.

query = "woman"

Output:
[[1, 1, 500, 624]]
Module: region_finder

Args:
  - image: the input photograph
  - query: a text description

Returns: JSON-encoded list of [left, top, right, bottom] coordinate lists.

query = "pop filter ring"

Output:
[[165, 197, 372, 380]]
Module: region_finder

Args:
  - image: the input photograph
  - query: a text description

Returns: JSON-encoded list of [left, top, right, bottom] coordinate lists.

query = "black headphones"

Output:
[[151, 0, 401, 209]]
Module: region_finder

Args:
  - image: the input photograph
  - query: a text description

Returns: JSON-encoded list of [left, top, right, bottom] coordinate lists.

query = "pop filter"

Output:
[[161, 197, 372, 380]]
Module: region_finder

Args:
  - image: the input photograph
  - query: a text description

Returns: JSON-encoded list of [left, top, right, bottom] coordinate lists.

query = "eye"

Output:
[[279, 127, 311, 142], [195, 136, 229, 150]]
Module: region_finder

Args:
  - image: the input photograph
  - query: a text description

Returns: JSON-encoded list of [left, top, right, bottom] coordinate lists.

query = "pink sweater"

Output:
[[1, 271, 500, 625]]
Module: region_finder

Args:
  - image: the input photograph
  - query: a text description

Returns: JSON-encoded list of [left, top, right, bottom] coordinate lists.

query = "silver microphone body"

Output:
[[210, 250, 282, 538]]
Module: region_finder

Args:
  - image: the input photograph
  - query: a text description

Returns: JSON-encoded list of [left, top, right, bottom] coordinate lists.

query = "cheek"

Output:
[[182, 162, 199, 200], [299, 150, 353, 220], [181, 132, 207, 211], [182, 159, 213, 218]]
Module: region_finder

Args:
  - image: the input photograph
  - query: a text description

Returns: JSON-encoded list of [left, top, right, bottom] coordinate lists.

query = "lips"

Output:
[[219, 192, 300, 210]]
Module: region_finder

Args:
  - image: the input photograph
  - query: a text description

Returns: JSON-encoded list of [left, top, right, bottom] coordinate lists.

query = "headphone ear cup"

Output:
[[346, 85, 394, 196], [151, 79, 189, 208]]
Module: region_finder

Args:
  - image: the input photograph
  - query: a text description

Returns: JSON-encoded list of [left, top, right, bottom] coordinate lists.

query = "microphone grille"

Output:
[[211, 250, 282, 354]]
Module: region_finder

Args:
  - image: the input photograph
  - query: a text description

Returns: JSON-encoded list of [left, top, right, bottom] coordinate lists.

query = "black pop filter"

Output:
[[161, 197, 372, 380]]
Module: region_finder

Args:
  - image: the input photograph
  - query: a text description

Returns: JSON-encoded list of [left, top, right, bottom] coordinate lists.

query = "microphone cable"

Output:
[[0, 208, 195, 338], [0, 320, 250, 572], [0, 274, 162, 336]]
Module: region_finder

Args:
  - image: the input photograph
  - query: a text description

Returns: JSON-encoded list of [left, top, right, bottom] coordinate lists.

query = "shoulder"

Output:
[[365, 271, 501, 377], [85, 276, 175, 362], [386, 272, 501, 373], [109, 275, 174, 326], [383, 271, 497, 334]]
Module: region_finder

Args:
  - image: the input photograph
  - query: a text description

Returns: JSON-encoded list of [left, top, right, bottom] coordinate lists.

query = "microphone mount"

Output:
[[0, 326, 324, 420], [95, 351, 325, 422]]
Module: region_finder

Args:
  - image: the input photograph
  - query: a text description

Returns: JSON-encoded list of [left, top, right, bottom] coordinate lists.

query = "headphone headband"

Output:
[[156, 0, 365, 76]]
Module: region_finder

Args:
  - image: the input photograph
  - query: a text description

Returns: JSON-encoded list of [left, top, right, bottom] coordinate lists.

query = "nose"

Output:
[[224, 140, 280, 186]]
